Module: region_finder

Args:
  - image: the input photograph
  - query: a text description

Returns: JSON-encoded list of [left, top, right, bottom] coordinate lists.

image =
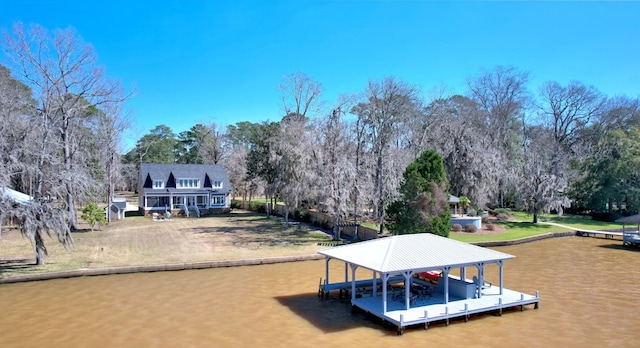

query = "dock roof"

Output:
[[318, 233, 514, 273], [616, 214, 640, 224]]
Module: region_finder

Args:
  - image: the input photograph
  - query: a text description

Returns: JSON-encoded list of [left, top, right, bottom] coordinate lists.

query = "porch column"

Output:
[[442, 267, 451, 304], [475, 263, 485, 298], [382, 273, 390, 313], [325, 258, 330, 286], [498, 260, 504, 295], [344, 263, 349, 284], [460, 267, 466, 281], [403, 271, 413, 310], [350, 264, 358, 302], [372, 270, 378, 297]]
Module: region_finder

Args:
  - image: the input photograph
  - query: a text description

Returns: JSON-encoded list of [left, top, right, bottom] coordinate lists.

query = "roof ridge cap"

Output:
[[380, 236, 397, 272]]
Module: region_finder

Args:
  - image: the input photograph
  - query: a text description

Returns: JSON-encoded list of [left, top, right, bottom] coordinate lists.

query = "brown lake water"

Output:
[[0, 236, 639, 347]]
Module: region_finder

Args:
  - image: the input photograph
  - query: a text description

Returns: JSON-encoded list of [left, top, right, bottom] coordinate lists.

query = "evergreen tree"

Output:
[[386, 149, 451, 237], [81, 203, 107, 231]]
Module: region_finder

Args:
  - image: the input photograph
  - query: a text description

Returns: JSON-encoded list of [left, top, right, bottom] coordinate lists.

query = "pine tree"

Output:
[[386, 149, 451, 237]]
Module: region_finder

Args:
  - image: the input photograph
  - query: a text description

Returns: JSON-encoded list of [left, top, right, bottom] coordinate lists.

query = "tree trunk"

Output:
[[333, 214, 340, 241], [63, 118, 78, 231], [284, 204, 290, 229], [34, 232, 46, 265], [67, 183, 77, 231]]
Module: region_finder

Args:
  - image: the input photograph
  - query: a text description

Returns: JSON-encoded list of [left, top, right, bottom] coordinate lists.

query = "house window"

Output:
[[211, 195, 225, 206], [212, 180, 223, 188], [153, 180, 164, 189], [197, 195, 206, 208], [177, 178, 200, 188], [146, 196, 169, 208]]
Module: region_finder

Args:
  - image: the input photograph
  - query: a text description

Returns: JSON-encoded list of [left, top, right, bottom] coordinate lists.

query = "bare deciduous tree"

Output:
[[351, 77, 423, 232], [467, 66, 530, 208], [279, 72, 323, 118], [4, 24, 128, 231], [313, 102, 358, 239]]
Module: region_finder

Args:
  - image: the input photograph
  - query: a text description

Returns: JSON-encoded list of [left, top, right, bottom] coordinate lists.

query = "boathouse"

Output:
[[318, 234, 539, 334]]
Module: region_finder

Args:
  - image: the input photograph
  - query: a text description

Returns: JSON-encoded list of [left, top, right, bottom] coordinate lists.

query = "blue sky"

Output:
[[1, 1, 639, 151]]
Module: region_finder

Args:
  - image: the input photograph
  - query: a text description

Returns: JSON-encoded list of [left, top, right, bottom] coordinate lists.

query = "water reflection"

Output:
[[0, 236, 639, 347]]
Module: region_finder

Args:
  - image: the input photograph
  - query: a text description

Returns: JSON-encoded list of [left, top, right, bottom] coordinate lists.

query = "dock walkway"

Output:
[[540, 222, 623, 239]]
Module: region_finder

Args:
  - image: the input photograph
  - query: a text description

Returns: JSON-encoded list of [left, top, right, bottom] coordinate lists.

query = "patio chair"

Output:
[[388, 283, 404, 301]]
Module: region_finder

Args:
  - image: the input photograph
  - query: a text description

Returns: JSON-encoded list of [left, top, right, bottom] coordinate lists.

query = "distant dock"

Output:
[[575, 229, 622, 239], [541, 222, 624, 240]]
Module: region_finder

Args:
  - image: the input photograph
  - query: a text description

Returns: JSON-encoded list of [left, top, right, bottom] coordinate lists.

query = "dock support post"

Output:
[[520, 294, 525, 311], [498, 298, 503, 316], [424, 310, 429, 331], [445, 307, 450, 326], [398, 314, 404, 335], [535, 291, 540, 309], [464, 303, 469, 322]]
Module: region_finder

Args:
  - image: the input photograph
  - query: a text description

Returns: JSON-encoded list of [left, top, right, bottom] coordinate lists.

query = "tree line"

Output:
[[124, 69, 640, 231], [2, 23, 639, 263]]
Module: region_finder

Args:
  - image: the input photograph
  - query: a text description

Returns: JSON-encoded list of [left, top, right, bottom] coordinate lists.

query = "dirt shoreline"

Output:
[[0, 209, 578, 284]]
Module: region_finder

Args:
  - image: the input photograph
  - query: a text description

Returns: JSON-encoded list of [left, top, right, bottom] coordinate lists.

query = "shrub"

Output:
[[466, 208, 477, 217], [485, 223, 495, 231], [493, 208, 511, 217], [451, 224, 463, 232], [293, 209, 310, 222], [81, 203, 107, 231], [496, 213, 510, 221], [481, 216, 489, 224], [464, 223, 477, 233], [230, 200, 241, 209], [248, 201, 266, 213], [591, 212, 621, 222]]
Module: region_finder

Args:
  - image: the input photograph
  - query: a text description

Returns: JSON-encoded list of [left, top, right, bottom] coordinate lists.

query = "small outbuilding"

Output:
[[318, 233, 539, 334], [106, 197, 128, 221]]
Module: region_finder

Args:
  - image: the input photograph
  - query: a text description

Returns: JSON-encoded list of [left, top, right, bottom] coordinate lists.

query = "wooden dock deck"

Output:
[[351, 286, 539, 334], [542, 222, 624, 240], [575, 229, 622, 239]]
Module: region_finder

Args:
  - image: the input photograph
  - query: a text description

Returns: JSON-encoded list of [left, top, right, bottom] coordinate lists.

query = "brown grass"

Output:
[[0, 210, 332, 278]]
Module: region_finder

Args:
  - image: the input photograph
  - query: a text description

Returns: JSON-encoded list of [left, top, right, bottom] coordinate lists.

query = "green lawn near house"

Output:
[[451, 221, 570, 243], [511, 211, 623, 230], [451, 212, 623, 243]]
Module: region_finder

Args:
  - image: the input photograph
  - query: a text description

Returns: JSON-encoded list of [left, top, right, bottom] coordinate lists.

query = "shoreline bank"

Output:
[[0, 230, 582, 284]]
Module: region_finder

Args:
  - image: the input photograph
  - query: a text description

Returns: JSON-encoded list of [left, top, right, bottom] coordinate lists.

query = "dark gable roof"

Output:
[[143, 173, 153, 189], [139, 163, 232, 193], [166, 172, 176, 188]]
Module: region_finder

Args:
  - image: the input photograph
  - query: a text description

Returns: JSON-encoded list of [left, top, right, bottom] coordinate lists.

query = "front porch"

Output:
[[141, 191, 229, 217]]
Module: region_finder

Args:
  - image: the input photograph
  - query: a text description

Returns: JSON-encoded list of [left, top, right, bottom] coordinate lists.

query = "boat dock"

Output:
[[542, 222, 625, 240], [623, 231, 640, 246], [352, 284, 539, 334], [317, 234, 540, 335], [575, 229, 622, 239]]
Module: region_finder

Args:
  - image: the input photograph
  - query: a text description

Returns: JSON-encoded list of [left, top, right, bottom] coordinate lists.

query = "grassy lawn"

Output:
[[451, 221, 570, 243], [451, 212, 623, 243], [0, 212, 332, 278]]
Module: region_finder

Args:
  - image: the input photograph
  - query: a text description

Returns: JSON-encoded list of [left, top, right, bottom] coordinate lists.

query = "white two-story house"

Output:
[[138, 163, 232, 216]]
